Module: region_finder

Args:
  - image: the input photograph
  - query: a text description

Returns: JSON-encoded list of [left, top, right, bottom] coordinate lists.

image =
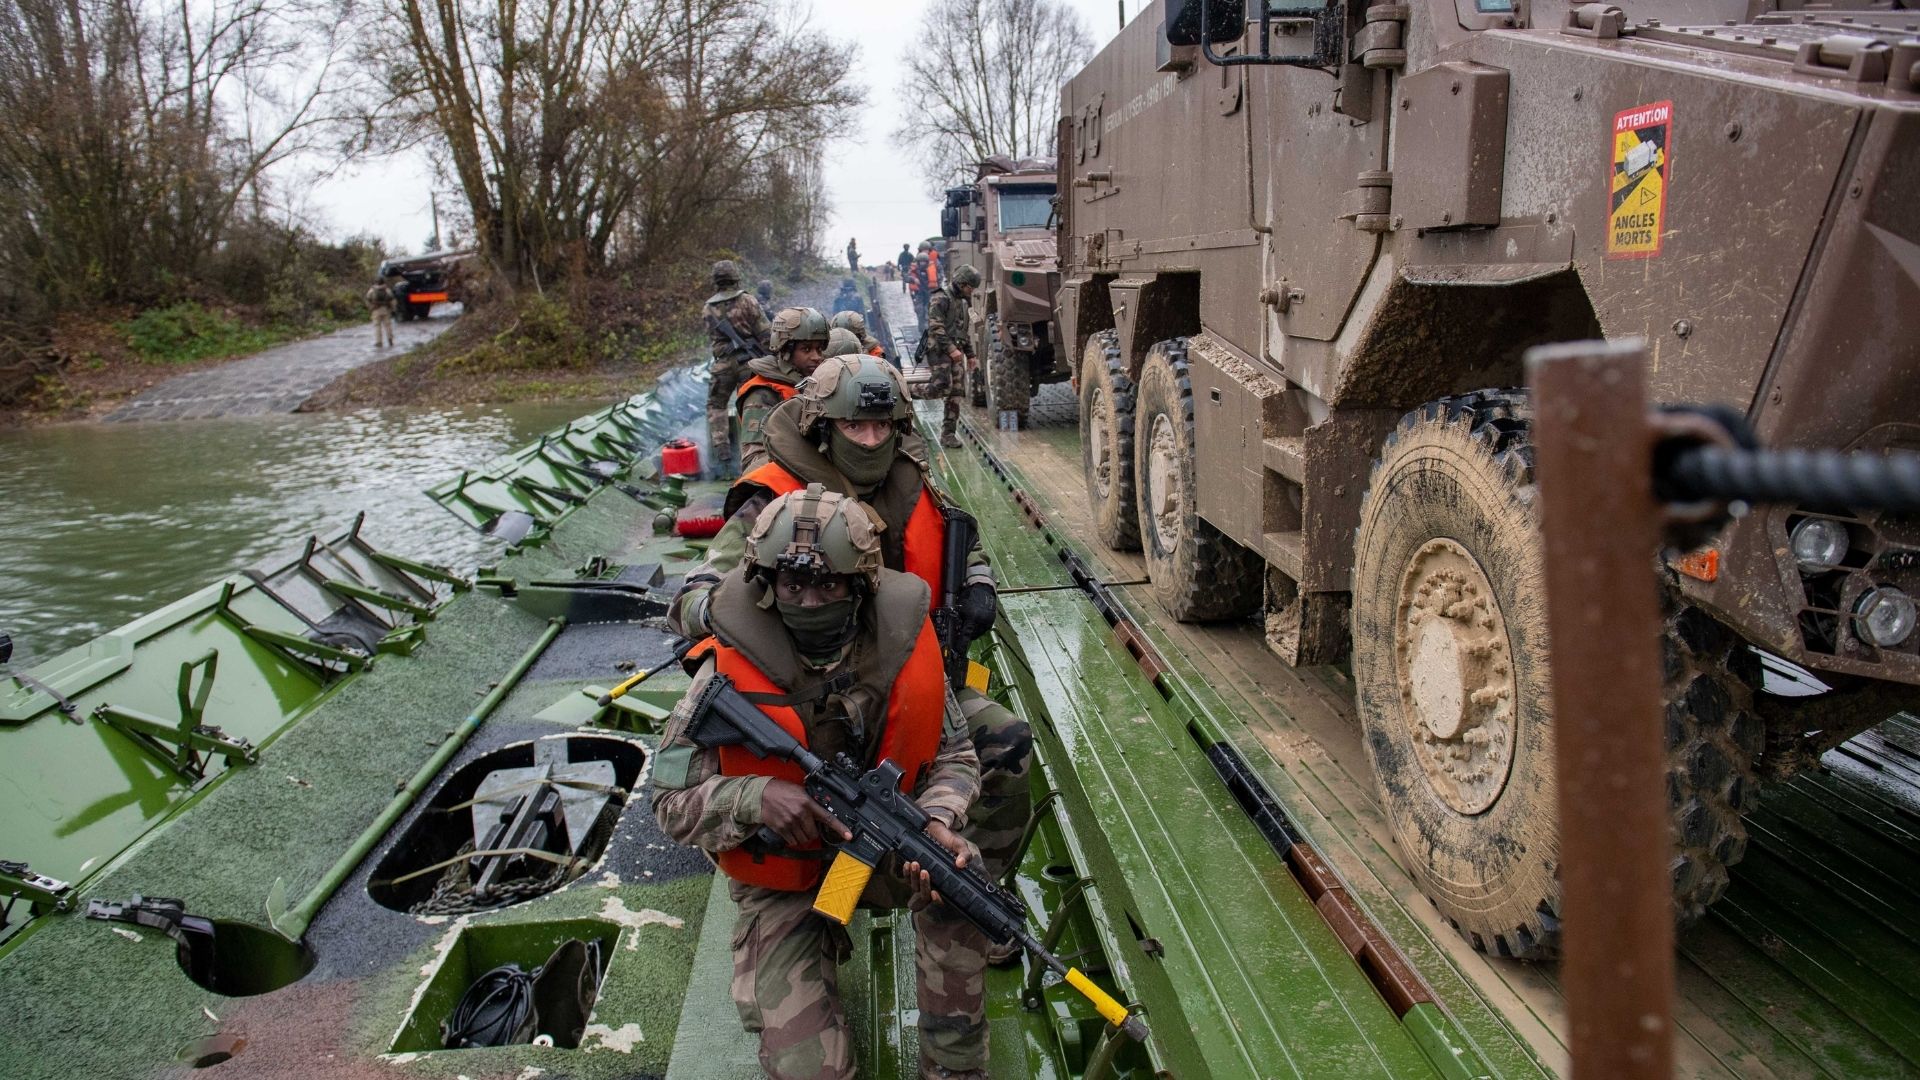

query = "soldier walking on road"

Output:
[[653, 486, 992, 1080], [703, 260, 772, 475], [366, 279, 395, 347], [923, 264, 981, 448]]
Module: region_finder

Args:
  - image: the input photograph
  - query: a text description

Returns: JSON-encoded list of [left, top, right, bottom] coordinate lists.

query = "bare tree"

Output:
[[892, 0, 1092, 195], [363, 0, 859, 286]]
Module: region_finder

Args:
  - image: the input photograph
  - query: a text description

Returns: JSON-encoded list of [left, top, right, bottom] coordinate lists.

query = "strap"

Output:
[[738, 670, 856, 708]]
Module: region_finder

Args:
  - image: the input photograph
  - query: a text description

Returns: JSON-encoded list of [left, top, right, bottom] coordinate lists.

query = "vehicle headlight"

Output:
[[1789, 517, 1849, 574], [1853, 586, 1918, 648]]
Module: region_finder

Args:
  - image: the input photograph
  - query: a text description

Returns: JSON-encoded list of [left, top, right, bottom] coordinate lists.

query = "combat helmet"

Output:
[[795, 354, 913, 433], [824, 327, 864, 358], [949, 264, 981, 289], [711, 260, 741, 289], [769, 307, 831, 352], [745, 484, 883, 592], [828, 310, 869, 336]]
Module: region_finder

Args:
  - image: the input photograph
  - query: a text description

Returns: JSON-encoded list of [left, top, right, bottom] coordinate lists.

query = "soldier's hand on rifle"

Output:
[[948, 347, 965, 364], [958, 582, 997, 641], [903, 820, 970, 912], [759, 780, 850, 849]]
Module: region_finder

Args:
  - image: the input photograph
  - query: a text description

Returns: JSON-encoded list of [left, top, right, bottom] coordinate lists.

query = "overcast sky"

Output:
[[306, 0, 1133, 258]]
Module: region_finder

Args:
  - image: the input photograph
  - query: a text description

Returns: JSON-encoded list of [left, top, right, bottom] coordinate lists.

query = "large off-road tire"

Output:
[[1079, 329, 1139, 551], [1352, 391, 1762, 959], [1132, 339, 1262, 621], [985, 315, 1033, 428], [967, 317, 988, 408]]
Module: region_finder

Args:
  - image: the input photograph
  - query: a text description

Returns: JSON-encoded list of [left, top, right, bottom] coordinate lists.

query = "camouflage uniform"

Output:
[[668, 398, 1032, 885], [653, 568, 989, 1079], [704, 261, 772, 471], [735, 355, 807, 472], [922, 281, 972, 442], [366, 282, 395, 347]]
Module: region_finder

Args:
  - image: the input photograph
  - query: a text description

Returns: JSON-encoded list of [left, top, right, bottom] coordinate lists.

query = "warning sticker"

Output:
[[1608, 100, 1672, 259]]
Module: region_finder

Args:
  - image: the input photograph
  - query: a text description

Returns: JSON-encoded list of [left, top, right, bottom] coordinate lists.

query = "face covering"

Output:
[[777, 597, 860, 655], [830, 428, 896, 488]]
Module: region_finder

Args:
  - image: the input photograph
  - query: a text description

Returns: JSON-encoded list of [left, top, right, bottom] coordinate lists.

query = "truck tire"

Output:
[[1079, 330, 1139, 551], [967, 319, 988, 408], [984, 315, 1031, 429], [1132, 338, 1261, 621], [1352, 392, 1761, 959]]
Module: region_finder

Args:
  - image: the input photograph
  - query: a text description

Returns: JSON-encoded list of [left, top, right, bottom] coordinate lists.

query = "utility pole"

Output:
[[1118, 2, 1126, 31], [430, 193, 442, 251]]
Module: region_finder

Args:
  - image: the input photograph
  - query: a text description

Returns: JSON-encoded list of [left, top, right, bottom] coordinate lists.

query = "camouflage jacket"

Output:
[[365, 284, 394, 313], [669, 401, 994, 641], [734, 355, 805, 470], [703, 290, 771, 365], [652, 572, 981, 852], [923, 285, 970, 359]]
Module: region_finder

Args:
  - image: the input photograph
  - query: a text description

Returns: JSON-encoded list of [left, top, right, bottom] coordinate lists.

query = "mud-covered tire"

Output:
[[1079, 329, 1139, 551], [1353, 392, 1559, 958], [1663, 603, 1763, 924], [967, 318, 989, 408], [1132, 339, 1262, 621], [1354, 391, 1762, 959], [985, 315, 1031, 428]]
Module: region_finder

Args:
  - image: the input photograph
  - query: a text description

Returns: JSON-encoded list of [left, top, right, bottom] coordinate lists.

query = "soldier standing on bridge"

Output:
[[365, 278, 395, 348], [652, 486, 991, 1080], [703, 260, 772, 476], [909, 243, 932, 329], [896, 244, 914, 291], [923, 263, 980, 448]]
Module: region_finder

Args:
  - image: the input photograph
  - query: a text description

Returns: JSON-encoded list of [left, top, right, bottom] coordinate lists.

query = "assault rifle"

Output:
[[929, 504, 980, 687], [683, 671, 1148, 1043]]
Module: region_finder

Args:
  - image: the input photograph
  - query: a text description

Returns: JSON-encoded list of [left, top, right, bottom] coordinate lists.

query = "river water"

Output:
[[0, 402, 606, 669]]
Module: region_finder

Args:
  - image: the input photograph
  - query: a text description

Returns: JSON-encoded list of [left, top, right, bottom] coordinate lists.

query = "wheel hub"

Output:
[[1395, 539, 1518, 815], [1145, 414, 1183, 549]]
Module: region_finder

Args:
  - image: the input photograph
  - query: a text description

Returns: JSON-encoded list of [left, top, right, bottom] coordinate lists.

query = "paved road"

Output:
[[104, 311, 456, 423]]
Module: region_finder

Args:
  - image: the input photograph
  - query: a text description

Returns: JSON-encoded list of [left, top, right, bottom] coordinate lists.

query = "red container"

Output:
[[675, 507, 725, 539], [660, 438, 701, 477]]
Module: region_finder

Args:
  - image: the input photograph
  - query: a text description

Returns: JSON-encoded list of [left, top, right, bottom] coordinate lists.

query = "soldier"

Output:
[[923, 263, 981, 448], [734, 307, 829, 472], [828, 311, 886, 360], [823, 327, 864, 359], [670, 356, 1033, 931], [830, 278, 862, 316], [896, 243, 914, 291], [910, 243, 932, 329], [703, 260, 773, 476], [758, 279, 776, 307], [845, 237, 860, 277], [652, 486, 990, 1080], [365, 278, 395, 347]]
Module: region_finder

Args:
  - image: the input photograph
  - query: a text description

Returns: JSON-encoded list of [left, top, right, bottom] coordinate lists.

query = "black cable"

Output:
[[442, 963, 537, 1048], [1665, 445, 1920, 513]]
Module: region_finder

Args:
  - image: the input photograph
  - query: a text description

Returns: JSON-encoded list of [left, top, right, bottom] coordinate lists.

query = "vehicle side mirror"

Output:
[[1164, 0, 1243, 47], [941, 207, 960, 240]]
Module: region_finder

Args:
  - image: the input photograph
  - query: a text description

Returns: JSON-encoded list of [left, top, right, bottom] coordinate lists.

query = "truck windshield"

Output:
[[996, 184, 1055, 231]]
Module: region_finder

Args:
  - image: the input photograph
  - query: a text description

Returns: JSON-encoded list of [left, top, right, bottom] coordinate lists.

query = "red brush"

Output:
[[675, 506, 725, 538]]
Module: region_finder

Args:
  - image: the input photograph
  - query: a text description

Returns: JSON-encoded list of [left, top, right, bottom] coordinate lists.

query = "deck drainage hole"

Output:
[[176, 921, 315, 997], [369, 734, 646, 917], [1042, 864, 1076, 883], [180, 1034, 248, 1068]]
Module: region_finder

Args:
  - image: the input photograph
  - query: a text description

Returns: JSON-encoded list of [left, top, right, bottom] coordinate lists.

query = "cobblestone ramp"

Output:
[[104, 312, 455, 422]]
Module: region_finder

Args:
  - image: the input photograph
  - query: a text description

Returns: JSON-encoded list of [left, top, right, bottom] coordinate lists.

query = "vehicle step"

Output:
[[1263, 436, 1306, 483], [1262, 530, 1307, 580]]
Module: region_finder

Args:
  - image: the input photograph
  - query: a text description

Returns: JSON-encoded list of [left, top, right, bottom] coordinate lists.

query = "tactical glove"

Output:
[[959, 582, 998, 641]]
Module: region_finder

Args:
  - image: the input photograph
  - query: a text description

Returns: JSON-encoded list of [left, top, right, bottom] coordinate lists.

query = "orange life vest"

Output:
[[688, 625, 947, 891], [737, 461, 947, 606], [734, 373, 797, 408]]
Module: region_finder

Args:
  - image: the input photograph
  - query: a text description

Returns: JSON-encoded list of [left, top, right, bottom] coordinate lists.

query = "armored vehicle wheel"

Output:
[[967, 327, 988, 407], [1132, 339, 1261, 621], [1079, 329, 1139, 551], [1352, 392, 1762, 959], [984, 315, 1031, 428]]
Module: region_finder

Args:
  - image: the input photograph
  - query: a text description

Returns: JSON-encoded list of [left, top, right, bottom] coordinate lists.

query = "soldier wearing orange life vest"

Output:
[[652, 486, 991, 1080], [734, 307, 829, 472], [667, 356, 1033, 926]]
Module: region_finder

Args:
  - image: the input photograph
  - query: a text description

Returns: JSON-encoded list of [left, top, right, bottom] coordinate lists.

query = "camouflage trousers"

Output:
[[922, 349, 965, 433], [370, 309, 393, 347], [727, 870, 989, 1079], [956, 687, 1033, 881], [706, 353, 744, 468]]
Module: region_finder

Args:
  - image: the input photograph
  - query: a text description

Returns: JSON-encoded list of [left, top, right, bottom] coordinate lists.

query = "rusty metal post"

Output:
[[1527, 339, 1675, 1080]]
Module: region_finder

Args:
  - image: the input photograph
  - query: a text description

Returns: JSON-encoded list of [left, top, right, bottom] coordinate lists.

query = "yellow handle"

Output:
[[812, 851, 873, 925], [964, 660, 990, 694], [596, 670, 647, 707], [1065, 967, 1133, 1029]]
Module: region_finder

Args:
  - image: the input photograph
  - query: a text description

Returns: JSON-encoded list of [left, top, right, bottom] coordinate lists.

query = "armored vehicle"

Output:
[[941, 156, 1066, 427], [1056, 0, 1920, 958], [377, 249, 473, 321]]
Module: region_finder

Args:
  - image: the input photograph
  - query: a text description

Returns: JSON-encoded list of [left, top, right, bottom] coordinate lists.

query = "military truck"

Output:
[[377, 249, 473, 321], [941, 156, 1066, 427], [1056, 0, 1920, 958]]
